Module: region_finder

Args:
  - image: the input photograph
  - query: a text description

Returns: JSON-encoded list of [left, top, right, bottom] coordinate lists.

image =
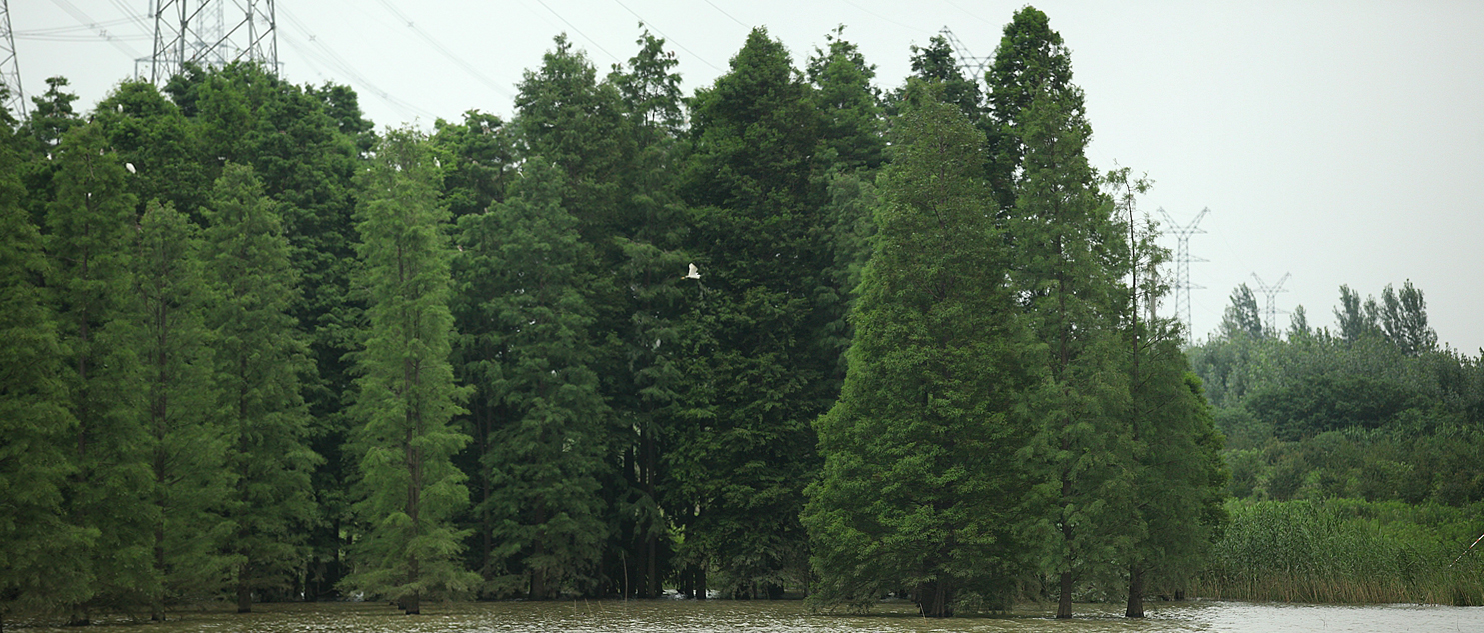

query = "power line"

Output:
[[700, 0, 747, 29], [49, 0, 144, 59], [609, 0, 723, 72], [531, 0, 619, 64], [277, 8, 437, 122], [369, 0, 514, 100]]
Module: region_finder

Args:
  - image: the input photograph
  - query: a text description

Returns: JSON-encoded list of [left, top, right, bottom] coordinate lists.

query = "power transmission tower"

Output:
[[1250, 272, 1291, 337], [0, 0, 24, 117], [147, 0, 277, 84], [1158, 207, 1209, 339], [938, 27, 992, 82]]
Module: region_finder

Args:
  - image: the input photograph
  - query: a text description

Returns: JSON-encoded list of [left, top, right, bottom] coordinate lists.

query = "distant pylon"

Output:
[[938, 27, 992, 82], [0, 0, 25, 117], [1158, 207, 1209, 339], [146, 0, 277, 84], [1251, 272, 1291, 337]]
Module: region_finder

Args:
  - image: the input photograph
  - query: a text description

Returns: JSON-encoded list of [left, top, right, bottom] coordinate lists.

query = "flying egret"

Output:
[[684, 263, 701, 280], [126, 163, 136, 174]]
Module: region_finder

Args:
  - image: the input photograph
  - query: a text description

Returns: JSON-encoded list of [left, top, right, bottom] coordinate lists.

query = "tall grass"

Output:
[[1194, 499, 1484, 604]]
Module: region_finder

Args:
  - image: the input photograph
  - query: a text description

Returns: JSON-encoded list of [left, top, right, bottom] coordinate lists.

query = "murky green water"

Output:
[[16, 599, 1484, 632]]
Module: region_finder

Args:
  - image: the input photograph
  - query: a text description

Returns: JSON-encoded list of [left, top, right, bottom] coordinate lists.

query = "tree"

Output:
[[995, 7, 1133, 617], [804, 92, 1039, 617], [986, 6, 1075, 212], [1220, 284, 1264, 339], [201, 163, 319, 612], [128, 200, 234, 620], [0, 97, 93, 624], [1379, 281, 1437, 356], [1335, 284, 1378, 344], [456, 159, 611, 600], [45, 123, 155, 623], [342, 128, 476, 614], [677, 27, 829, 596]]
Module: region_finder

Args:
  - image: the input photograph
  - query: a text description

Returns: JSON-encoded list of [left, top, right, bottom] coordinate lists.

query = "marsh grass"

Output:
[[1195, 499, 1484, 604]]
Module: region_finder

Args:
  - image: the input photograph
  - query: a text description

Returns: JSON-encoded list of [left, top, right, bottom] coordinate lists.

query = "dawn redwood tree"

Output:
[[0, 98, 92, 623], [804, 92, 1040, 617], [342, 128, 477, 614], [677, 26, 829, 596], [128, 200, 234, 620], [986, 6, 1075, 212], [45, 123, 155, 623], [993, 7, 1135, 617], [456, 159, 610, 600], [201, 163, 319, 612]]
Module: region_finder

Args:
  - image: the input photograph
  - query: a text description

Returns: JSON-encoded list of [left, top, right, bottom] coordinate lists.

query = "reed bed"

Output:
[[1194, 499, 1484, 604]]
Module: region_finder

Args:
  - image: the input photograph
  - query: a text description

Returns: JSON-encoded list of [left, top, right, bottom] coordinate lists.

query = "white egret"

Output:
[[684, 263, 701, 280]]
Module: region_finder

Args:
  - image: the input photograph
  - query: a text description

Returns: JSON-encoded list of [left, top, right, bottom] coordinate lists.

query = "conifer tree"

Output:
[[456, 159, 610, 600], [129, 200, 234, 620], [45, 123, 155, 623], [677, 26, 830, 596], [0, 95, 92, 623], [342, 128, 476, 614], [992, 7, 1135, 618], [201, 163, 319, 612], [805, 92, 1040, 617]]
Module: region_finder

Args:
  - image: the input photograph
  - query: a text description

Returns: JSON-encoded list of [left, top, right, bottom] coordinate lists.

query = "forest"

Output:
[[1, 3, 1477, 625]]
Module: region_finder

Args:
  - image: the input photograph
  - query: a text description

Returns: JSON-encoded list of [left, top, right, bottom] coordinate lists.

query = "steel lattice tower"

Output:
[[939, 27, 992, 83], [148, 0, 277, 84], [1251, 272, 1291, 337], [1158, 207, 1209, 339], [1, 0, 25, 117]]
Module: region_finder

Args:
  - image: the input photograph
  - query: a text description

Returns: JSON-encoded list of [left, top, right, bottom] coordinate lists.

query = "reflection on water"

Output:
[[16, 599, 1484, 632]]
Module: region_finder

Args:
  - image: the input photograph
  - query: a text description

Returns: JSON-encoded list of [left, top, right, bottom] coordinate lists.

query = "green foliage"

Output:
[[342, 128, 477, 612], [1199, 499, 1484, 604], [455, 159, 610, 600], [0, 108, 94, 620], [201, 163, 320, 609], [1220, 284, 1265, 339], [805, 95, 1038, 617], [129, 200, 236, 617]]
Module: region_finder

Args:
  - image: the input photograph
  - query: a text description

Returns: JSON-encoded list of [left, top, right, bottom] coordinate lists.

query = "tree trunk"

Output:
[[1056, 571, 1073, 619], [917, 580, 954, 617], [403, 592, 420, 615], [1125, 564, 1145, 617], [237, 579, 252, 613]]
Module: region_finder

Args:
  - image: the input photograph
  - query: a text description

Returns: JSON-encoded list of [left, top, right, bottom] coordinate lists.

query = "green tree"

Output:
[[677, 26, 829, 596], [455, 159, 610, 600], [804, 93, 1039, 617], [1379, 281, 1437, 356], [0, 97, 94, 624], [342, 128, 476, 614], [1334, 284, 1378, 345], [1220, 284, 1264, 339], [128, 200, 234, 620], [431, 110, 514, 220], [995, 7, 1133, 616], [201, 163, 319, 612], [24, 76, 81, 148], [94, 82, 211, 222], [45, 123, 155, 623], [986, 6, 1075, 212]]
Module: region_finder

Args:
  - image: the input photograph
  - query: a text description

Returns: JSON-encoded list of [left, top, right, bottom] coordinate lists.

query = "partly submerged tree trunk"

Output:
[[1057, 571, 1074, 619], [1126, 563, 1145, 617], [917, 580, 954, 618], [237, 578, 252, 613]]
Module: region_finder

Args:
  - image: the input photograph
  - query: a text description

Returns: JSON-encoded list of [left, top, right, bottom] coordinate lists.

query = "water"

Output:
[[16, 599, 1484, 632]]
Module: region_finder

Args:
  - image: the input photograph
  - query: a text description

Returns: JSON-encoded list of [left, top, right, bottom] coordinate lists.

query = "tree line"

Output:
[[0, 6, 1225, 622]]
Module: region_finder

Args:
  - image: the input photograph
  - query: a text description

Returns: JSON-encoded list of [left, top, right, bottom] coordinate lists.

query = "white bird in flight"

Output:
[[684, 263, 701, 280], [125, 163, 136, 174]]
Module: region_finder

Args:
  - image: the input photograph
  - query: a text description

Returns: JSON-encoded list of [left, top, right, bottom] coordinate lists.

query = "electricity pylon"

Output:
[[1, 0, 24, 117], [147, 0, 277, 84], [1251, 272, 1291, 337], [1158, 207, 1209, 339], [939, 27, 992, 83]]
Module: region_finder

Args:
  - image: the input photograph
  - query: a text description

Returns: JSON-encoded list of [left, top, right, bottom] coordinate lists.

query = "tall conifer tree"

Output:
[[342, 128, 476, 614], [805, 92, 1040, 617], [202, 163, 319, 612], [456, 160, 610, 600], [45, 123, 155, 623], [129, 200, 234, 620]]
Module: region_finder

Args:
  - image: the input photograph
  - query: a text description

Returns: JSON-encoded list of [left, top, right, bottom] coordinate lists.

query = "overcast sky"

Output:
[[11, 1, 1484, 354]]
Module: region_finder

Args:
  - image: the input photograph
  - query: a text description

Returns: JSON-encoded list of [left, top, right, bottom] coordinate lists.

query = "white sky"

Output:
[[11, 1, 1484, 355]]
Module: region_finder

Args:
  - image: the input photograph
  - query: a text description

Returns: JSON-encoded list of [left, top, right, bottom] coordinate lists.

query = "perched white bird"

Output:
[[684, 263, 701, 280], [125, 163, 136, 174]]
